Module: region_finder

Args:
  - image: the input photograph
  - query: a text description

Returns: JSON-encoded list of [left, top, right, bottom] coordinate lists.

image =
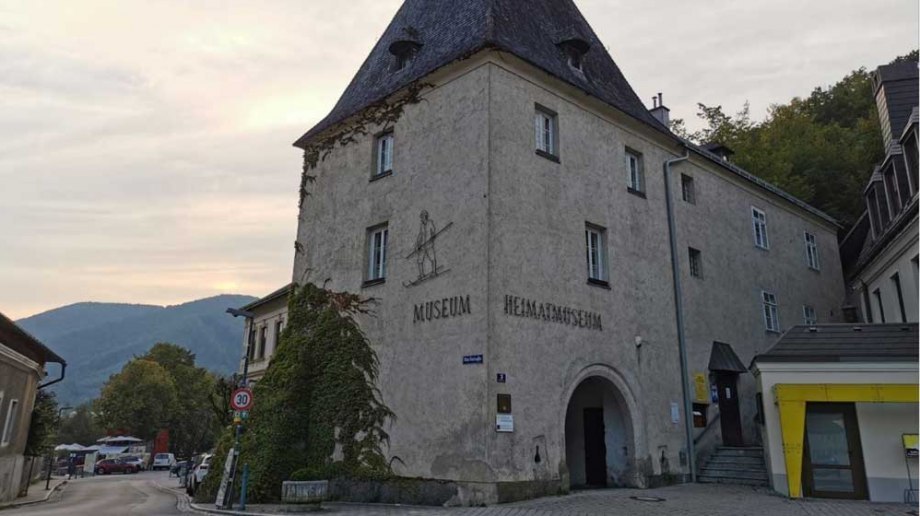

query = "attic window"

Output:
[[389, 40, 421, 72], [558, 38, 590, 71]]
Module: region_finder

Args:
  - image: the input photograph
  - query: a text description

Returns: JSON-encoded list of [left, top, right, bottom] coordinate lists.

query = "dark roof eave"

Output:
[[240, 283, 294, 312], [0, 312, 66, 365]]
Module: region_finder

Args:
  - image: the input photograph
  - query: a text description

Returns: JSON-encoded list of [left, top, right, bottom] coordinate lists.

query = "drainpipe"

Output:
[[38, 362, 66, 390], [663, 148, 696, 482]]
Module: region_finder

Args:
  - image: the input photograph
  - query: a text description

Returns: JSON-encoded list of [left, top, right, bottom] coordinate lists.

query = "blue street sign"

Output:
[[496, 373, 507, 383], [463, 354, 483, 365]]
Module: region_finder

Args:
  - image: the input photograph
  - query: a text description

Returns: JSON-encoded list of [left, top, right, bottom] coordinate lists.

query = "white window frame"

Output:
[[803, 304, 817, 325], [1, 398, 19, 447], [534, 106, 558, 157], [375, 132, 394, 177], [626, 149, 644, 193], [585, 224, 608, 283], [804, 231, 820, 270], [367, 225, 389, 282], [752, 207, 769, 250], [762, 291, 779, 332]]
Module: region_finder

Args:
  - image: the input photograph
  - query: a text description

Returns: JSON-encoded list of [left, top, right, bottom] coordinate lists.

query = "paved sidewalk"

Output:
[[0, 478, 67, 510], [176, 483, 918, 516]]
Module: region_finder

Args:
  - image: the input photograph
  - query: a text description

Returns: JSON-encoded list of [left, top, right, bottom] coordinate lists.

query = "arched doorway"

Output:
[[564, 376, 635, 488]]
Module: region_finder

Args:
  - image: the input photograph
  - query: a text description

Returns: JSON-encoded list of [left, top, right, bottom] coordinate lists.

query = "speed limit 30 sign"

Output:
[[230, 387, 254, 411]]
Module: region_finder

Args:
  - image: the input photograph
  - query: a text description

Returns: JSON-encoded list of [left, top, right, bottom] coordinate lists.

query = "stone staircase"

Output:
[[698, 446, 769, 487]]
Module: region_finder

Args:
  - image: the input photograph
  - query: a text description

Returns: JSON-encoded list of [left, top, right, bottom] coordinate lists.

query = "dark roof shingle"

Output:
[[293, 0, 674, 148], [752, 324, 919, 365]]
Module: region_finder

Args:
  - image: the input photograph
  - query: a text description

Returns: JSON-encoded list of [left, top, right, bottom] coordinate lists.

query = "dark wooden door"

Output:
[[716, 373, 744, 446], [583, 408, 607, 486], [803, 403, 868, 499]]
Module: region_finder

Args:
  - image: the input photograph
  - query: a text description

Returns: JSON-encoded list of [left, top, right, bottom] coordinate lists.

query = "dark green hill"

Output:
[[17, 294, 257, 406]]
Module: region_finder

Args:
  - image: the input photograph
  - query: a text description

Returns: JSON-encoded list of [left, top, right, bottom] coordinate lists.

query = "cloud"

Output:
[[1, 0, 916, 319]]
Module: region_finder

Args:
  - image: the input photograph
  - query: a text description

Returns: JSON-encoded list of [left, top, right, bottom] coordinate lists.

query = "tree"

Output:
[[24, 390, 59, 456], [95, 359, 178, 441], [141, 343, 222, 457], [56, 403, 103, 446], [196, 283, 394, 503], [669, 50, 917, 227]]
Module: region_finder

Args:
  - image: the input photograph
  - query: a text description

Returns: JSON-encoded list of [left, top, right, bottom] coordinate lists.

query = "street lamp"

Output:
[[45, 406, 73, 490], [224, 307, 254, 510]]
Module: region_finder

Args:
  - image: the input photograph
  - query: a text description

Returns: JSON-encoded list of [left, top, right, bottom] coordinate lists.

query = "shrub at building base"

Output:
[[195, 283, 393, 504]]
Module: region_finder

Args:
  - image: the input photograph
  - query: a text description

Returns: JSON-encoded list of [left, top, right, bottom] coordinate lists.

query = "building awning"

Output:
[[96, 445, 129, 455], [708, 341, 747, 373]]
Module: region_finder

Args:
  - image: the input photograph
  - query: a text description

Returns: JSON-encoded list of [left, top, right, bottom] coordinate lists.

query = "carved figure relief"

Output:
[[404, 210, 452, 287]]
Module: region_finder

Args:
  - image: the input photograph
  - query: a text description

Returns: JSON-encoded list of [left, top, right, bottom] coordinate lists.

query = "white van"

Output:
[[152, 453, 175, 471]]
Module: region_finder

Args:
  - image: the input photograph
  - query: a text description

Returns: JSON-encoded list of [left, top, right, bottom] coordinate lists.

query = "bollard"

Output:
[[239, 464, 249, 511]]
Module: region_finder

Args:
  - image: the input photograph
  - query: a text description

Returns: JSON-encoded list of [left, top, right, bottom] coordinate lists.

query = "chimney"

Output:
[[649, 92, 670, 127], [872, 62, 919, 150]]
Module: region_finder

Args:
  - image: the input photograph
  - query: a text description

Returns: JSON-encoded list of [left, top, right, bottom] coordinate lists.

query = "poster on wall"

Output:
[[904, 434, 918, 458], [496, 414, 514, 432]]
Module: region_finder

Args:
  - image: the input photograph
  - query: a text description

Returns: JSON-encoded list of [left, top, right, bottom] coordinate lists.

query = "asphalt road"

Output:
[[11, 470, 186, 515]]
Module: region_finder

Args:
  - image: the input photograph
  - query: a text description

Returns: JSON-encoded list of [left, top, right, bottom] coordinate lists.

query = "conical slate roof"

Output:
[[294, 0, 673, 147]]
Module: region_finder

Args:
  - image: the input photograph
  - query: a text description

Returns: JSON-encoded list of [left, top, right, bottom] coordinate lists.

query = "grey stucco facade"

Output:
[[292, 48, 845, 502]]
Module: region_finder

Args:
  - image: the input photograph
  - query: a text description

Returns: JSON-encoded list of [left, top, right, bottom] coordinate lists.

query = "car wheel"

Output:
[[96, 468, 103, 475]]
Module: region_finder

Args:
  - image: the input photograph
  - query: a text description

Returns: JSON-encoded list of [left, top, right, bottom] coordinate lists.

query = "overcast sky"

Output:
[[1, 0, 916, 319]]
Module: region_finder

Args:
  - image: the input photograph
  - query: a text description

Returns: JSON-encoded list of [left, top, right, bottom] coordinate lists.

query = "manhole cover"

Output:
[[630, 496, 666, 502]]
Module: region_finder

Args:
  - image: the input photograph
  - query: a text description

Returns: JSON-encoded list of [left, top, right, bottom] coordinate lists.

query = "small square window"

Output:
[[762, 291, 779, 332], [626, 149, 644, 194], [681, 174, 695, 204], [804, 232, 820, 270], [375, 132, 394, 177], [688, 248, 703, 278], [366, 224, 389, 284], [752, 207, 769, 250], [534, 105, 559, 160], [803, 305, 817, 325], [585, 224, 608, 286]]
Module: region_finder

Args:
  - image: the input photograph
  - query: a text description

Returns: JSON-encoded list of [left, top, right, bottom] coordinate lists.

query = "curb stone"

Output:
[[0, 480, 68, 510]]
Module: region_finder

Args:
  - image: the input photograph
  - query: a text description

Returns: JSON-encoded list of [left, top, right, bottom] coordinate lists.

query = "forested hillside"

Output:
[[671, 51, 918, 228]]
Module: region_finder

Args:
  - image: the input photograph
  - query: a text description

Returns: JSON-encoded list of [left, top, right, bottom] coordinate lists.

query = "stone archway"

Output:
[[564, 375, 637, 488]]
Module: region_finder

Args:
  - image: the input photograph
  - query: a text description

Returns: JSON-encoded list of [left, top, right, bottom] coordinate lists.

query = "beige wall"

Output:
[[241, 296, 288, 382], [855, 217, 919, 324], [0, 344, 41, 503], [293, 50, 849, 492], [753, 362, 918, 501]]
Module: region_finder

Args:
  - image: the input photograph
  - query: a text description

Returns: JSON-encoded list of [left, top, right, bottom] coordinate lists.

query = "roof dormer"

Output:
[[389, 39, 421, 72], [557, 38, 590, 72]]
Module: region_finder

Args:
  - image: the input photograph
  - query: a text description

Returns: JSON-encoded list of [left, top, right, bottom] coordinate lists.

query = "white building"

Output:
[[286, 0, 848, 503], [236, 284, 291, 384], [840, 61, 919, 324], [752, 323, 918, 502]]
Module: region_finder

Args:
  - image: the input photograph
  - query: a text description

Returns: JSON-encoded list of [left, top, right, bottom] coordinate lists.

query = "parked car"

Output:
[[95, 458, 138, 475], [120, 456, 146, 471], [151, 453, 176, 471], [186, 454, 212, 496]]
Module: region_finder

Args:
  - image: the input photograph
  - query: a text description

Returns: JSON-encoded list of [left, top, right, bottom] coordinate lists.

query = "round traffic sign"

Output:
[[230, 388, 254, 411]]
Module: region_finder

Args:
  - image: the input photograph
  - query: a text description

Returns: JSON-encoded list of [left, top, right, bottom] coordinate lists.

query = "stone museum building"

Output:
[[287, 0, 847, 503]]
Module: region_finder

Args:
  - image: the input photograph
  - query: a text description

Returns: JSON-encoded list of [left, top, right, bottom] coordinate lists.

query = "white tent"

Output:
[[54, 443, 86, 452]]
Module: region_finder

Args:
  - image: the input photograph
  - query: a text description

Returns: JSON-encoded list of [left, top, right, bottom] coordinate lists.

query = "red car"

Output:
[[94, 458, 138, 475]]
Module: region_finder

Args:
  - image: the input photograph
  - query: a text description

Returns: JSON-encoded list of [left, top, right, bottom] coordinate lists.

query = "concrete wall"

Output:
[[676, 155, 845, 451], [856, 403, 919, 501], [292, 49, 850, 496], [754, 362, 918, 501], [0, 345, 41, 503]]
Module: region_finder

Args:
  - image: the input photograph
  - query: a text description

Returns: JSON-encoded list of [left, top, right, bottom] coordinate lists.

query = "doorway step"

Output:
[[698, 446, 769, 487]]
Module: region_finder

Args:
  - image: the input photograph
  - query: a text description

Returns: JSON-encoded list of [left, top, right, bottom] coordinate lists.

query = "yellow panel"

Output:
[[777, 400, 806, 498], [775, 384, 918, 403]]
